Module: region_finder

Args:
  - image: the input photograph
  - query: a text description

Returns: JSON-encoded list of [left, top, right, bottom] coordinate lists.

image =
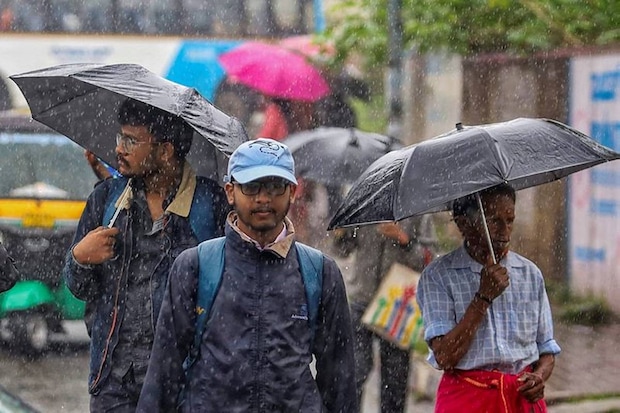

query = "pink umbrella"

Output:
[[279, 35, 335, 60], [218, 42, 330, 102]]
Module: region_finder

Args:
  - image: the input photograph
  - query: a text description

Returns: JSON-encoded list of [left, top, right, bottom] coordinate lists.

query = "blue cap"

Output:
[[226, 138, 298, 185]]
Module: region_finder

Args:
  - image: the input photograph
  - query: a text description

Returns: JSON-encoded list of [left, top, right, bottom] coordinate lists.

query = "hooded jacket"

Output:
[[138, 215, 358, 413]]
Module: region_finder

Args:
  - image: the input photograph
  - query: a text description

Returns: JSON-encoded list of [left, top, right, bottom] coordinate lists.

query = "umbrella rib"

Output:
[[33, 84, 100, 118], [481, 129, 512, 178]]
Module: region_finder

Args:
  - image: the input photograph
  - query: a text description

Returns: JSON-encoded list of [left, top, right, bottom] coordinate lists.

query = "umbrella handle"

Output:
[[476, 192, 497, 265], [107, 178, 133, 228]]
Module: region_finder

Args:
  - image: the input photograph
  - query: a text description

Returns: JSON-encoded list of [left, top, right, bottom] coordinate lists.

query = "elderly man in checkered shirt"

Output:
[[417, 183, 561, 413]]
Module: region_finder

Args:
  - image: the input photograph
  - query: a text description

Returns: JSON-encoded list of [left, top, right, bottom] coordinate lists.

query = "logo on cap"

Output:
[[226, 138, 297, 185]]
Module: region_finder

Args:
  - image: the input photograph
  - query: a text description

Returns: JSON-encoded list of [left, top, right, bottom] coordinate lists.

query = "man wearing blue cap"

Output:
[[138, 138, 357, 412]]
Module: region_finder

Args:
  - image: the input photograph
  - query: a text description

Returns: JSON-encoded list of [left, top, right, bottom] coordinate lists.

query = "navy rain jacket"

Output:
[[138, 220, 358, 412], [63, 173, 228, 394]]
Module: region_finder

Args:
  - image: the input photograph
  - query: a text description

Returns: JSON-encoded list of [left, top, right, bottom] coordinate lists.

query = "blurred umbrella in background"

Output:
[[218, 41, 330, 103], [279, 35, 335, 61], [283, 127, 400, 185]]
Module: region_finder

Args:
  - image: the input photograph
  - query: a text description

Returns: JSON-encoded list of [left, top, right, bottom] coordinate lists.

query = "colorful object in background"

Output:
[[218, 42, 330, 102], [362, 263, 424, 350], [279, 35, 334, 61]]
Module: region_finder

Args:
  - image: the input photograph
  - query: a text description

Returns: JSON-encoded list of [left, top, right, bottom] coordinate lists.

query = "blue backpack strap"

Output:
[[295, 243, 324, 346], [185, 237, 226, 369], [181, 239, 321, 406], [188, 180, 216, 243], [178, 236, 225, 408], [102, 177, 129, 227]]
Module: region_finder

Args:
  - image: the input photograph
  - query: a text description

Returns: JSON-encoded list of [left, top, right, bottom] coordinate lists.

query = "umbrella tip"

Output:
[[456, 122, 464, 130], [348, 130, 360, 147]]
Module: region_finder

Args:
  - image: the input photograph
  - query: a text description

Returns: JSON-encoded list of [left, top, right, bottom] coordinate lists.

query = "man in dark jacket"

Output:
[[138, 138, 357, 412], [62, 99, 229, 412], [0, 242, 19, 292]]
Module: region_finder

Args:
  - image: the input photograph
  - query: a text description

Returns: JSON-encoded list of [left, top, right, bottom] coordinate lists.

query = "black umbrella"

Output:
[[282, 127, 400, 185], [329, 117, 620, 231], [10, 63, 248, 183]]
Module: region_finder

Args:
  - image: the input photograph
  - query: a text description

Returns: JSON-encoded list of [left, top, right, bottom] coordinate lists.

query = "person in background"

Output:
[[347, 217, 437, 412], [137, 138, 357, 412], [84, 150, 113, 182], [257, 97, 316, 141], [417, 183, 560, 412], [63, 99, 229, 412]]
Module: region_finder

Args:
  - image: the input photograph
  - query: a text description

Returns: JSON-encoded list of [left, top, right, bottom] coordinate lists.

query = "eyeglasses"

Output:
[[234, 179, 289, 196], [115, 133, 160, 153]]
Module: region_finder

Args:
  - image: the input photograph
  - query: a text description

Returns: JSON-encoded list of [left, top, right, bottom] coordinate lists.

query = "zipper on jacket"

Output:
[[255, 255, 265, 413], [90, 213, 130, 392]]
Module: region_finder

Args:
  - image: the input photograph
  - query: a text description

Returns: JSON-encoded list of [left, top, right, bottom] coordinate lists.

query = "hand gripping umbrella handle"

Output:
[[476, 192, 497, 265]]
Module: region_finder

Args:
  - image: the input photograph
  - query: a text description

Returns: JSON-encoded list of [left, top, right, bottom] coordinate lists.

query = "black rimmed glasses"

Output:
[[234, 179, 289, 196], [115, 133, 160, 153]]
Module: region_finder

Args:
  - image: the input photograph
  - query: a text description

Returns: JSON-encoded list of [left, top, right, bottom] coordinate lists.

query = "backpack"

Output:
[[101, 177, 217, 242], [183, 237, 324, 379]]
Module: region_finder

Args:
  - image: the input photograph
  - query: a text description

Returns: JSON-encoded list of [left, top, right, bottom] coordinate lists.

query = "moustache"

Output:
[[117, 156, 128, 167]]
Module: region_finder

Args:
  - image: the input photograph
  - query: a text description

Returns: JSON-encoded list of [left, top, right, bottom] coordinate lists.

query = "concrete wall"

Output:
[[402, 51, 572, 281], [461, 53, 571, 281]]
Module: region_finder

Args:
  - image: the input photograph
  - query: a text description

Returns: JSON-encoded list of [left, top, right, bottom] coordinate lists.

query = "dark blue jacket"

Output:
[[137, 221, 358, 413], [62, 174, 228, 394]]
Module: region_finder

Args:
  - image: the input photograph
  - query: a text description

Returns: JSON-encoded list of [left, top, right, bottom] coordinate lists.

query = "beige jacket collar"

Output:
[[165, 163, 196, 217], [227, 212, 296, 258], [114, 162, 197, 218]]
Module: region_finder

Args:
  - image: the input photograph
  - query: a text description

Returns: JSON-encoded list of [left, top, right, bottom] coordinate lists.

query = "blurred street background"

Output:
[[2, 295, 620, 412], [1, 0, 620, 412]]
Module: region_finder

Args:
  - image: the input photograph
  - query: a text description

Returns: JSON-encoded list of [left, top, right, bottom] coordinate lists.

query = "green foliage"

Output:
[[546, 281, 616, 326], [326, 0, 620, 68], [558, 299, 614, 326], [350, 93, 387, 133]]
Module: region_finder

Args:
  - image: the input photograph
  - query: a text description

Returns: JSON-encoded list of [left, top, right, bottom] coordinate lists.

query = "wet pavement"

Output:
[[361, 320, 620, 413], [546, 321, 620, 400], [1, 281, 620, 412], [0, 321, 90, 413], [337, 252, 620, 412]]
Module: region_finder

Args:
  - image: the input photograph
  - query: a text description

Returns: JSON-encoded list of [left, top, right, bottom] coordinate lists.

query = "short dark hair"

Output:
[[452, 183, 516, 218], [117, 99, 193, 159]]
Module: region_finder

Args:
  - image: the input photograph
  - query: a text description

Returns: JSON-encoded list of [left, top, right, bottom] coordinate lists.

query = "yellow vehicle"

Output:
[[0, 112, 97, 353]]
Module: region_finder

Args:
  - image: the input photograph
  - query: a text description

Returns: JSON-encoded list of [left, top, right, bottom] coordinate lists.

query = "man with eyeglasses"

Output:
[[63, 99, 230, 412], [138, 138, 357, 412]]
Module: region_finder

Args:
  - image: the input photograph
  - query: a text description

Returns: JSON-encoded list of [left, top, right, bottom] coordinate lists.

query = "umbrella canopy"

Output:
[[10, 63, 248, 183], [218, 42, 330, 102], [329, 117, 620, 229], [279, 35, 335, 61], [283, 127, 399, 185]]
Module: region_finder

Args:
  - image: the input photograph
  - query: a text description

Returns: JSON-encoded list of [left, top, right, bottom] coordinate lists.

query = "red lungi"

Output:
[[435, 369, 547, 413]]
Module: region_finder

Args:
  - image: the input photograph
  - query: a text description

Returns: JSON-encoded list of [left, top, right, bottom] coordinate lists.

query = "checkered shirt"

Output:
[[416, 246, 561, 374]]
